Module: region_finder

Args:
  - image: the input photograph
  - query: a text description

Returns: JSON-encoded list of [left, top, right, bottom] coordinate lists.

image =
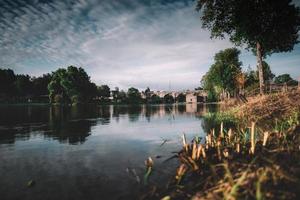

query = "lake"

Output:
[[0, 104, 218, 200]]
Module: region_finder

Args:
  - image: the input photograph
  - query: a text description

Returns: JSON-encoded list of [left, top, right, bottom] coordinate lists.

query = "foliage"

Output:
[[150, 94, 161, 104], [197, 0, 300, 94], [0, 68, 16, 96], [48, 66, 97, 104], [14, 74, 33, 96], [97, 85, 110, 98], [274, 74, 298, 85], [127, 87, 142, 104], [163, 94, 174, 104], [176, 93, 186, 103], [201, 48, 242, 98], [244, 61, 274, 91], [32, 73, 52, 96], [0, 68, 51, 102]]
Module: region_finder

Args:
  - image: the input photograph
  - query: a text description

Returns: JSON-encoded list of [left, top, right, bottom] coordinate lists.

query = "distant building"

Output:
[[186, 90, 207, 104]]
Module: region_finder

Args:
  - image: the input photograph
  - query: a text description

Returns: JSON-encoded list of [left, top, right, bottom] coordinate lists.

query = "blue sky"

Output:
[[0, 0, 299, 90]]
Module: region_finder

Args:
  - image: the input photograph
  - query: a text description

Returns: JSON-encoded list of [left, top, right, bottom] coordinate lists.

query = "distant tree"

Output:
[[32, 73, 52, 96], [118, 90, 127, 103], [201, 48, 242, 97], [127, 87, 142, 104], [97, 85, 110, 98], [48, 66, 97, 104], [176, 93, 186, 103], [244, 61, 275, 91], [197, 0, 300, 95], [150, 94, 161, 104], [261, 61, 275, 83], [244, 68, 258, 89], [14, 74, 33, 96], [144, 87, 151, 98], [274, 74, 298, 85], [163, 94, 174, 104], [0, 68, 16, 96]]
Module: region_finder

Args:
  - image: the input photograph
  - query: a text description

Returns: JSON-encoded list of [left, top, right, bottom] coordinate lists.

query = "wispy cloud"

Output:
[[0, 0, 299, 90]]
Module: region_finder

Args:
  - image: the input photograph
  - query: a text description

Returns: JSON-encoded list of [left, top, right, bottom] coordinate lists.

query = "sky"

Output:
[[0, 0, 299, 91]]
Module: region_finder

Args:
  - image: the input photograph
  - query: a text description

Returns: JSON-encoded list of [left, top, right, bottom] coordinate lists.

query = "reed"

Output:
[[143, 114, 300, 200]]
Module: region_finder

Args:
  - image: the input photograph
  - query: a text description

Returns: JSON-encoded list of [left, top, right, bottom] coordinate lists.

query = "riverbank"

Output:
[[142, 91, 300, 200]]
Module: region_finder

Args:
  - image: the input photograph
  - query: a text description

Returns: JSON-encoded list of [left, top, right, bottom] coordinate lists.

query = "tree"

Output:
[[0, 68, 16, 96], [274, 74, 298, 86], [163, 94, 174, 104], [48, 66, 97, 104], [201, 48, 242, 98], [176, 93, 186, 103], [127, 87, 141, 104], [32, 73, 52, 96], [150, 94, 161, 104], [197, 0, 300, 95], [14, 74, 33, 96], [97, 85, 110, 98]]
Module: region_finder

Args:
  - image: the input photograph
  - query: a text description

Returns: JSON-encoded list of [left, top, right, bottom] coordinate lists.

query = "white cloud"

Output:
[[0, 0, 299, 90]]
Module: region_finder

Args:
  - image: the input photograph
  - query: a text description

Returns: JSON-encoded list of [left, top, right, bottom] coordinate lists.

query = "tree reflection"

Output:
[[0, 104, 217, 145]]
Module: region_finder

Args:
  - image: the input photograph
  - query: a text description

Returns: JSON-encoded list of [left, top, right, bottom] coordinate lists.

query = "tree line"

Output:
[[201, 47, 299, 102], [0, 66, 187, 105]]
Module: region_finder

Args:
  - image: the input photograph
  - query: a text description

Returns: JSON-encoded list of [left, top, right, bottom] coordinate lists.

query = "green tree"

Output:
[[197, 0, 300, 95], [201, 48, 242, 98], [127, 87, 141, 104], [32, 73, 52, 96], [150, 94, 161, 104], [176, 93, 186, 103], [48, 66, 97, 104], [97, 85, 110, 98], [274, 74, 298, 85], [14, 74, 33, 96], [0, 68, 16, 96], [163, 94, 174, 104]]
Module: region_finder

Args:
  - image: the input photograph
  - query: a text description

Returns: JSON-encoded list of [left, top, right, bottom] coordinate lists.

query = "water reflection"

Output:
[[0, 104, 219, 145], [0, 103, 221, 200]]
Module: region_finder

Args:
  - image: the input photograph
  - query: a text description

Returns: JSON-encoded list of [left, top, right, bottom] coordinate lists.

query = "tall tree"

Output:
[[32, 73, 52, 96], [127, 87, 142, 104], [197, 0, 300, 94], [97, 85, 110, 98], [201, 48, 242, 98], [0, 69, 16, 96], [48, 66, 97, 104]]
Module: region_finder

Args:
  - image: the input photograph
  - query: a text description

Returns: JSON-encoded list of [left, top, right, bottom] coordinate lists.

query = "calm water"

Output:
[[0, 104, 218, 200]]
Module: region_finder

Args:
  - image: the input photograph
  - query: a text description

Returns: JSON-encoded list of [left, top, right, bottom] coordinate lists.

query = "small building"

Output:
[[186, 91, 207, 103]]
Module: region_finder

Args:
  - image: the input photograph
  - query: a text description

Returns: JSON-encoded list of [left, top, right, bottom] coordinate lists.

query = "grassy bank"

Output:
[[141, 91, 300, 200]]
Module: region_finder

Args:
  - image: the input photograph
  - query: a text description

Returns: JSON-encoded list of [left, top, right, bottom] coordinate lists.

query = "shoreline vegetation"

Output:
[[141, 91, 300, 200]]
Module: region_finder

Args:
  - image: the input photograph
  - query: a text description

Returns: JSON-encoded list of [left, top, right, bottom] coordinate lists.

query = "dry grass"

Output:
[[141, 119, 300, 200], [140, 91, 300, 200], [235, 91, 300, 128]]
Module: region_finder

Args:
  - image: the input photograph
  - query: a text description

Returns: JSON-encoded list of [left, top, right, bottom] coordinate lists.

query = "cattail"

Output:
[[217, 139, 222, 160], [182, 134, 188, 152], [145, 157, 154, 168], [192, 141, 197, 160], [196, 144, 203, 159], [263, 132, 269, 146], [236, 142, 240, 153], [250, 122, 256, 154], [201, 146, 206, 158], [175, 164, 187, 184], [223, 149, 229, 158], [228, 128, 233, 143], [220, 122, 224, 138]]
